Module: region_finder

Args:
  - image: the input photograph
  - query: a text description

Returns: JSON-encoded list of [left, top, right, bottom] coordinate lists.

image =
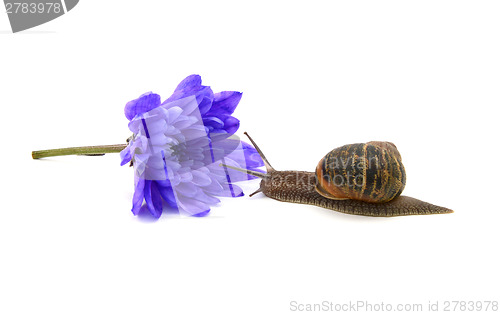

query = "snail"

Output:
[[222, 132, 453, 217]]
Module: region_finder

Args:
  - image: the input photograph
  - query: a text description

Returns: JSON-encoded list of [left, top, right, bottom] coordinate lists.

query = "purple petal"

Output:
[[174, 74, 201, 93], [165, 75, 214, 108], [192, 191, 220, 205], [224, 183, 244, 197], [206, 136, 240, 160], [192, 209, 211, 217], [141, 117, 167, 135], [208, 91, 242, 116], [175, 182, 198, 198], [191, 169, 212, 186], [223, 116, 240, 135], [124, 92, 161, 121], [131, 178, 145, 215], [198, 95, 213, 115], [164, 95, 200, 116], [203, 178, 224, 195], [195, 87, 214, 111], [120, 146, 132, 166], [144, 180, 163, 218], [177, 196, 211, 216], [203, 117, 224, 130], [165, 106, 183, 124], [210, 183, 244, 197], [157, 184, 178, 208], [151, 182, 164, 214]]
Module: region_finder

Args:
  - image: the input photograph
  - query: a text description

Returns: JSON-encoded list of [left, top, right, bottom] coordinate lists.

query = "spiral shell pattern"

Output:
[[315, 142, 406, 203]]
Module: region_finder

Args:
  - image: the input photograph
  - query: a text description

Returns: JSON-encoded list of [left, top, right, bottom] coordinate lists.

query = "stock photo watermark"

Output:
[[289, 300, 499, 312], [3, 0, 79, 33], [267, 155, 384, 190]]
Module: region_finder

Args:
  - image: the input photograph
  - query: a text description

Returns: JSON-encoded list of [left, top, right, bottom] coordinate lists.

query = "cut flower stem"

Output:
[[32, 144, 127, 159]]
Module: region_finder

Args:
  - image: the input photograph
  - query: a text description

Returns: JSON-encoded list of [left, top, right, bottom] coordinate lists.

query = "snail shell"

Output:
[[315, 142, 406, 203]]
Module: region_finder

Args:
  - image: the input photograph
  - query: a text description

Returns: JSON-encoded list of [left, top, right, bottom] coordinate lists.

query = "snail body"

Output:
[[223, 133, 453, 217], [260, 170, 450, 216]]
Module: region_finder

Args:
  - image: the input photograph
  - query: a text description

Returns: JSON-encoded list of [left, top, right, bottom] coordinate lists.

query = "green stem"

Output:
[[32, 144, 128, 159]]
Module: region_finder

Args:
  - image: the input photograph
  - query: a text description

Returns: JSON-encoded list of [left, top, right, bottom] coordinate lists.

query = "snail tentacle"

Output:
[[243, 131, 275, 172]]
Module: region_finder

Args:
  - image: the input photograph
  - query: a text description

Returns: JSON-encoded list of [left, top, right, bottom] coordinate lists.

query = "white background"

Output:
[[1, 1, 499, 314]]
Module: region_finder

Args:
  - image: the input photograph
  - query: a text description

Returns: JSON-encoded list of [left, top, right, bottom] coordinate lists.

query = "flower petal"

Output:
[[131, 178, 145, 215], [141, 117, 167, 135], [177, 196, 211, 216], [164, 75, 214, 111], [120, 146, 132, 166], [164, 95, 199, 116], [192, 209, 211, 217], [176, 118, 200, 131], [174, 74, 202, 93], [215, 183, 244, 197], [175, 182, 198, 198], [179, 170, 193, 182], [203, 117, 224, 130], [198, 95, 213, 115], [191, 169, 212, 186], [125, 92, 161, 121], [157, 184, 178, 208], [203, 179, 224, 195], [192, 191, 220, 205], [223, 116, 240, 135], [208, 91, 242, 116], [144, 180, 163, 218], [165, 106, 183, 124]]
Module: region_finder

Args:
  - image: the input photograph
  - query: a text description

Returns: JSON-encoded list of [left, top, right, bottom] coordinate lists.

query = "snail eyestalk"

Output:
[[243, 132, 275, 172], [218, 163, 268, 179], [249, 188, 263, 197], [32, 144, 127, 159]]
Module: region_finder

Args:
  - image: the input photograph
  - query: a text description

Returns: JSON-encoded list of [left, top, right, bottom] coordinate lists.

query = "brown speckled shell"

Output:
[[315, 142, 406, 203]]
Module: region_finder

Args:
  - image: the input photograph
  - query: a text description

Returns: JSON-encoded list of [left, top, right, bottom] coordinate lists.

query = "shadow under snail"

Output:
[[223, 132, 453, 217]]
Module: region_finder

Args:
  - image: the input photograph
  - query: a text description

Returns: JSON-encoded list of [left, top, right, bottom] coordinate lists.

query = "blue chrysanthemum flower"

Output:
[[119, 75, 264, 218]]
